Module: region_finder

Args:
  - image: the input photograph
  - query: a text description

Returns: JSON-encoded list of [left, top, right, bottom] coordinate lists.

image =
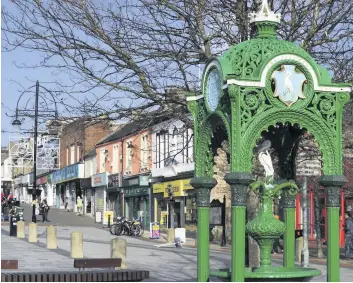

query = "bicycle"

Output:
[[110, 217, 123, 235]]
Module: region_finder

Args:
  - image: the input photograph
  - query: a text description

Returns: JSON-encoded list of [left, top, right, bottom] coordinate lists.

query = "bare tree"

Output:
[[2, 0, 352, 125]]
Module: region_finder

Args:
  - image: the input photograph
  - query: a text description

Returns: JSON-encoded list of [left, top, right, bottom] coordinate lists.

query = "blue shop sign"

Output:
[[92, 172, 108, 187], [51, 164, 80, 184]]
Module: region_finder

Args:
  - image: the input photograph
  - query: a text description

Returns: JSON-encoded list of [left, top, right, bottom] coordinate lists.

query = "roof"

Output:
[[218, 37, 325, 83], [96, 111, 171, 146]]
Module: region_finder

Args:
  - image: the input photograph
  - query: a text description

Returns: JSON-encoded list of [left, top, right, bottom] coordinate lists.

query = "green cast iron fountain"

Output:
[[244, 180, 321, 281], [210, 178, 321, 281], [210, 140, 321, 281]]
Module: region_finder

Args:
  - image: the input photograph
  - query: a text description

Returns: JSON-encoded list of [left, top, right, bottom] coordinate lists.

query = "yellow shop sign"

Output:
[[153, 179, 193, 197]]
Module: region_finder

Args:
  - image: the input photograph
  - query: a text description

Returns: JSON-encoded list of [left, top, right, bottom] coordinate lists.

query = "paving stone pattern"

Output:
[[2, 223, 352, 281]]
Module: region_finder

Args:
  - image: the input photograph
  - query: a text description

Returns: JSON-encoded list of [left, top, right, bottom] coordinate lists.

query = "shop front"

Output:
[[153, 178, 195, 229], [107, 173, 122, 218], [51, 163, 84, 211], [36, 174, 55, 206], [91, 172, 109, 221], [24, 173, 39, 203], [80, 177, 92, 215], [122, 175, 150, 227]]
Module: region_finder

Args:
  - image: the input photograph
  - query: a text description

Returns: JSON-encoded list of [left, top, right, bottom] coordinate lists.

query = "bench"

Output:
[[1, 260, 18, 270], [1, 270, 149, 282], [74, 258, 122, 271]]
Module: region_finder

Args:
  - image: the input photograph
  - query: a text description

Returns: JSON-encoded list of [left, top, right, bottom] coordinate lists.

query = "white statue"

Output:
[[258, 140, 274, 179]]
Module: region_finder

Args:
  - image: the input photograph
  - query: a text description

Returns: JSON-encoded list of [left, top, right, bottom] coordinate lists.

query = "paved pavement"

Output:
[[19, 203, 102, 228], [3, 203, 352, 281], [2, 224, 353, 281]]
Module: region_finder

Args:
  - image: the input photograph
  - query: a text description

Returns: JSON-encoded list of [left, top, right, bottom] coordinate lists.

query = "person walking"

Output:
[[40, 199, 50, 223], [77, 196, 83, 216], [344, 211, 353, 259]]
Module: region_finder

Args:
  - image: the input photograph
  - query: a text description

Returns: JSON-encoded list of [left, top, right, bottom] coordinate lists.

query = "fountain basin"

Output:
[[210, 267, 321, 282]]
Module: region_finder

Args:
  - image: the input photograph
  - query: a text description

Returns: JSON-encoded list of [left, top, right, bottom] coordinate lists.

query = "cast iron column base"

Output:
[[225, 172, 253, 282]]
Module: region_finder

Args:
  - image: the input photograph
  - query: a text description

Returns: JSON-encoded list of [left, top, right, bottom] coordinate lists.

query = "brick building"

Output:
[[52, 118, 117, 211], [59, 118, 115, 168]]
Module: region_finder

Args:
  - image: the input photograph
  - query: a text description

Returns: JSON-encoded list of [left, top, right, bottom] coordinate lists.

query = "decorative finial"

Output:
[[249, 0, 281, 24]]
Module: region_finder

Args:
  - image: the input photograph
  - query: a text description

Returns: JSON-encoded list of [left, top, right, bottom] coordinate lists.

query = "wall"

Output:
[[96, 141, 121, 175], [123, 129, 152, 176], [60, 119, 112, 168], [84, 154, 97, 178], [1, 157, 13, 181]]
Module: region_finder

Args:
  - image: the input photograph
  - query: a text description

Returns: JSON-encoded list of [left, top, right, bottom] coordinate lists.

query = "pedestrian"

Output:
[[77, 196, 83, 216], [65, 197, 68, 211], [40, 199, 50, 223], [344, 211, 353, 259]]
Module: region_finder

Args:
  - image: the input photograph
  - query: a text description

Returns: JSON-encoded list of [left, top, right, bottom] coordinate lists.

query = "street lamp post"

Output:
[[11, 81, 60, 223]]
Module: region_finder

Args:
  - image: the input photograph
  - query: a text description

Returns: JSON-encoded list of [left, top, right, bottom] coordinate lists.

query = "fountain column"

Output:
[[282, 188, 297, 268], [190, 177, 217, 282], [320, 175, 346, 282], [225, 172, 253, 282]]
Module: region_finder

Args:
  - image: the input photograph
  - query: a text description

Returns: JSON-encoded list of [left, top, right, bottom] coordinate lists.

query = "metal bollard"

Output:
[[70, 231, 83, 258], [46, 225, 57, 249], [111, 238, 127, 269], [108, 215, 111, 228], [16, 221, 25, 238], [28, 223, 37, 243]]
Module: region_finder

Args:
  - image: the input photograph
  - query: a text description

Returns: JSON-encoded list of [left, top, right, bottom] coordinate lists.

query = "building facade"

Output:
[[55, 118, 115, 212], [94, 120, 154, 226], [151, 118, 195, 229]]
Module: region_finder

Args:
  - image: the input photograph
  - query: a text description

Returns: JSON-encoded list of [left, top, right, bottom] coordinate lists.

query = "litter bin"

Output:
[[9, 213, 18, 237]]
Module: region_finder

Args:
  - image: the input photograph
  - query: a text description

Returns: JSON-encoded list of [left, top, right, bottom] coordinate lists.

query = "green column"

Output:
[[283, 208, 295, 267], [190, 177, 217, 282], [320, 175, 346, 282], [282, 189, 297, 268], [225, 172, 253, 282]]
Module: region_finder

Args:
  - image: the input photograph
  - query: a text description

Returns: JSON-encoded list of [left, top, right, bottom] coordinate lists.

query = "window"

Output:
[[70, 145, 75, 165], [126, 141, 133, 172], [100, 149, 106, 172], [77, 144, 80, 162], [155, 130, 167, 168], [90, 159, 93, 176], [66, 148, 69, 166], [113, 145, 119, 173], [140, 135, 149, 169]]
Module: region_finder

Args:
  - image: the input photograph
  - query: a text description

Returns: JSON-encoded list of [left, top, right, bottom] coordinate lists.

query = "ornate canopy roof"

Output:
[[199, 0, 350, 93]]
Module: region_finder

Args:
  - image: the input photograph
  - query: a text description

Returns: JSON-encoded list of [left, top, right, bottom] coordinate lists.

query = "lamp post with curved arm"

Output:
[[11, 81, 61, 223]]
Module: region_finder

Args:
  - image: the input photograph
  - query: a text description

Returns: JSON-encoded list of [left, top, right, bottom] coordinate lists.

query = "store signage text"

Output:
[[92, 172, 108, 187]]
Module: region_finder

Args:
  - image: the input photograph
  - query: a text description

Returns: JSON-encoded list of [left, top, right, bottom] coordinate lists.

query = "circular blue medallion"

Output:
[[206, 68, 221, 112]]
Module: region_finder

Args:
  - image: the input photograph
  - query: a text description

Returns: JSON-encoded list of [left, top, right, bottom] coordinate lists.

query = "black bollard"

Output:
[[9, 215, 17, 237], [108, 214, 111, 228]]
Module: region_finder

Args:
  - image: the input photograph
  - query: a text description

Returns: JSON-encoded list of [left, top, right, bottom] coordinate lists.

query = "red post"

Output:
[[295, 194, 301, 230], [340, 190, 345, 248]]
